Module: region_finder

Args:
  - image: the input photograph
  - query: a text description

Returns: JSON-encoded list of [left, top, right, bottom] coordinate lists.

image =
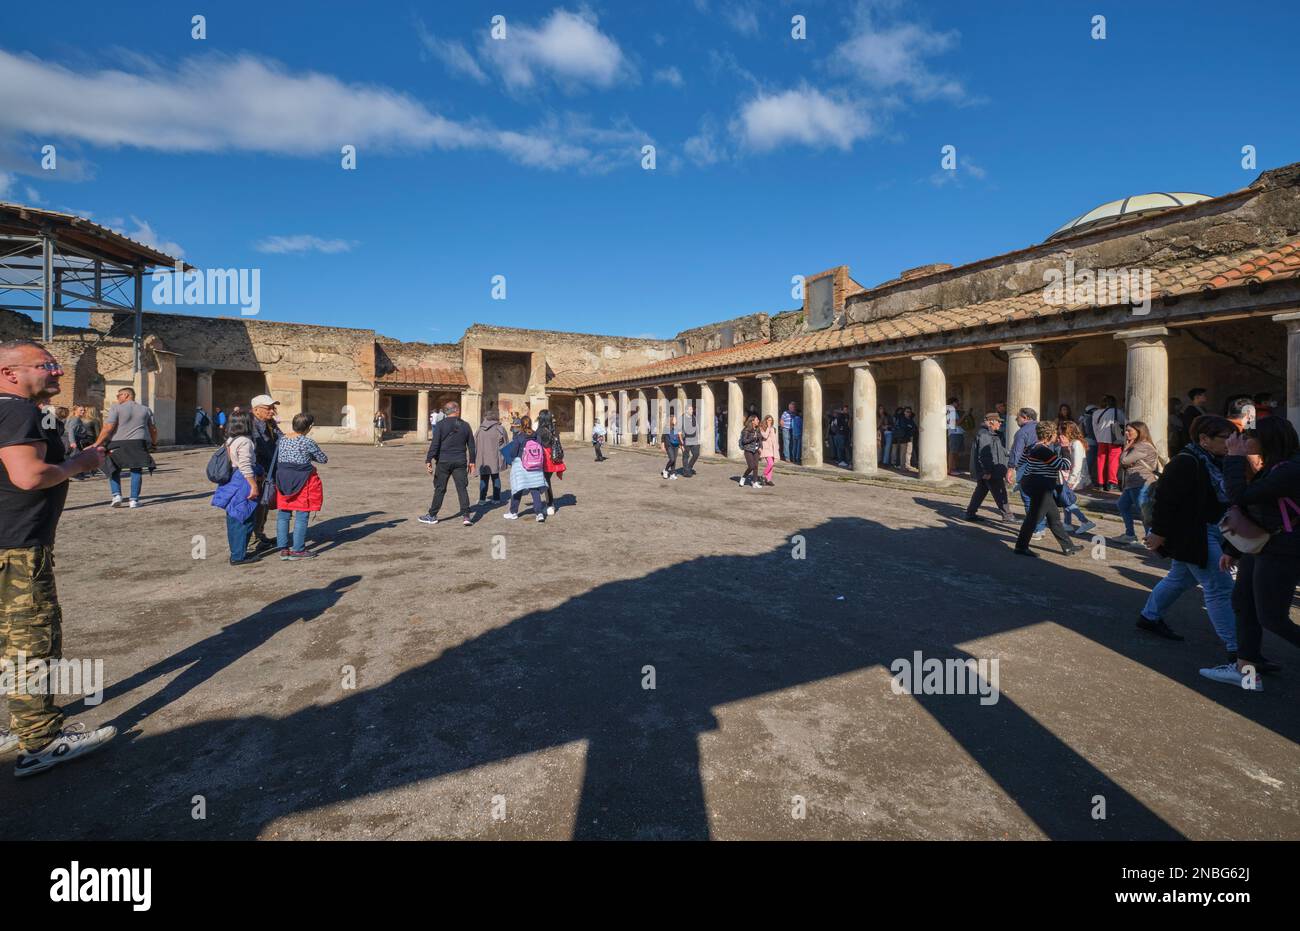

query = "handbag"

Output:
[[259, 443, 280, 509], [1219, 506, 1270, 554]]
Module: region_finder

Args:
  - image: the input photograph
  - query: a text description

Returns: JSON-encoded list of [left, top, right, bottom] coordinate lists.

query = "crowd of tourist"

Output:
[[2, 332, 1297, 783]]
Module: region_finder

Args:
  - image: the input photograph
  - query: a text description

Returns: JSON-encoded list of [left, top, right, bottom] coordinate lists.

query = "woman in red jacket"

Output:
[[274, 412, 327, 560]]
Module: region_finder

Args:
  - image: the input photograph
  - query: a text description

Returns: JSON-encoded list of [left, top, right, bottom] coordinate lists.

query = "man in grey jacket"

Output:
[[964, 412, 1012, 521], [680, 403, 702, 477]]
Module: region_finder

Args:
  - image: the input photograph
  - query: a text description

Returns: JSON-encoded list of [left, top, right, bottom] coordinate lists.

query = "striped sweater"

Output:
[[1018, 442, 1071, 480]]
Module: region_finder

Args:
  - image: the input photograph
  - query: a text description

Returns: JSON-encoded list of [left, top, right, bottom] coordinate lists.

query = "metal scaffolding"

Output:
[[0, 202, 186, 373]]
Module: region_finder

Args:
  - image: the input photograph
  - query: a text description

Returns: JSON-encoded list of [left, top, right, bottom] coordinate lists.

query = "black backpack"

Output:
[[205, 444, 233, 484]]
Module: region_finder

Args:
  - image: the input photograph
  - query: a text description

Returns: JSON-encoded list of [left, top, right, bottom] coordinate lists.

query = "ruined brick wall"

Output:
[[464, 324, 674, 389], [375, 336, 463, 375], [0, 308, 39, 342], [673, 313, 770, 356], [768, 310, 804, 341], [844, 163, 1300, 327]]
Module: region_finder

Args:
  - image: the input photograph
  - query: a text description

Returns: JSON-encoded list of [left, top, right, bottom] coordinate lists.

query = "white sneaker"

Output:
[[661, 469, 669, 479], [752, 481, 762, 489], [1117, 533, 1138, 545], [503, 512, 519, 520], [0, 730, 18, 755], [546, 506, 555, 516], [128, 498, 139, 509], [1074, 520, 1097, 535], [536, 514, 546, 523], [109, 494, 123, 508], [14, 723, 117, 778], [1198, 663, 1263, 691], [1032, 531, 1044, 542], [669, 473, 678, 480], [738, 477, 747, 487]]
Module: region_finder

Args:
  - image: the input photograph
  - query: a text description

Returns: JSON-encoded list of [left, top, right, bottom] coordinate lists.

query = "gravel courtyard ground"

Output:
[[2, 441, 1297, 840]]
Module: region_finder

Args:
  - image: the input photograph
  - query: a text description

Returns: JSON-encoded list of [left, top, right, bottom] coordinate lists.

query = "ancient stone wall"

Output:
[[673, 312, 770, 356], [375, 336, 462, 374], [464, 324, 674, 390]]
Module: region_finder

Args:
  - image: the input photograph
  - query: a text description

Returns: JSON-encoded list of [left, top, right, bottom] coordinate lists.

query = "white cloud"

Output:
[[723, 5, 760, 37], [117, 216, 184, 258], [24, 185, 41, 203], [415, 18, 488, 84], [0, 49, 639, 172], [0, 170, 13, 199], [477, 8, 633, 92], [831, 10, 967, 103], [254, 235, 358, 255], [653, 66, 684, 88], [928, 155, 988, 187], [684, 116, 727, 166], [734, 87, 872, 152]]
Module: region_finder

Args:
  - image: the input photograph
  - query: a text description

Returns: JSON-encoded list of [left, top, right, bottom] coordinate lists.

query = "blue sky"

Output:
[[2, 0, 1298, 343]]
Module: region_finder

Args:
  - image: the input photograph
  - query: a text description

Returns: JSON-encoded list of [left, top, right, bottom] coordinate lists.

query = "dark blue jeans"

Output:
[[108, 468, 142, 499], [226, 511, 256, 562]]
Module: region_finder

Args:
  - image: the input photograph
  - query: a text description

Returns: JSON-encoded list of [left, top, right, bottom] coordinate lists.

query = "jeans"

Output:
[[664, 444, 679, 473], [791, 433, 803, 463], [1233, 552, 1300, 662], [108, 468, 142, 500], [509, 488, 543, 515], [1117, 486, 1144, 536], [276, 509, 309, 551], [1141, 525, 1236, 651], [879, 430, 893, 465], [831, 434, 847, 463], [682, 444, 701, 475], [479, 467, 502, 502], [781, 428, 791, 461], [429, 461, 470, 518], [226, 511, 255, 562]]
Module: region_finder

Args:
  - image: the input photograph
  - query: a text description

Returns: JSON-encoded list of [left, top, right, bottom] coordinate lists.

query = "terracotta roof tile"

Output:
[[377, 366, 468, 387]]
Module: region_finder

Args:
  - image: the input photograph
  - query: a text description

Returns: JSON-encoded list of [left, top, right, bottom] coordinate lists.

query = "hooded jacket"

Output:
[[475, 415, 508, 472]]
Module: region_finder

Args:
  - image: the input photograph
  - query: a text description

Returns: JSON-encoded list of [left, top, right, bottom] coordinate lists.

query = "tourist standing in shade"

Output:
[[1013, 421, 1080, 557], [791, 407, 804, 464], [94, 386, 157, 510], [1117, 421, 1159, 545], [759, 414, 780, 487], [1091, 395, 1126, 491], [964, 411, 1011, 522], [475, 408, 508, 506], [877, 405, 894, 467], [780, 402, 795, 462]]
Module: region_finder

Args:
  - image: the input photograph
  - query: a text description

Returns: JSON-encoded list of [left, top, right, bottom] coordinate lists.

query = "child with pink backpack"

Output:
[[502, 415, 549, 523]]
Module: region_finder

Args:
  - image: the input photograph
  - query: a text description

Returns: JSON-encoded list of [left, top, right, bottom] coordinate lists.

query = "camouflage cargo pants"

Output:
[[0, 546, 64, 750]]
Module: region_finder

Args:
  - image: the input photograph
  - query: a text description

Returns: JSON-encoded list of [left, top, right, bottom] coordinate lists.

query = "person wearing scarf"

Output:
[[1136, 415, 1237, 656]]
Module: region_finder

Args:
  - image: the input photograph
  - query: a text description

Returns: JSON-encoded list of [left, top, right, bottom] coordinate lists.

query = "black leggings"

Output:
[[1232, 552, 1300, 663], [1015, 475, 1071, 550], [742, 449, 760, 480], [543, 472, 554, 507], [664, 445, 678, 473], [478, 467, 501, 502]]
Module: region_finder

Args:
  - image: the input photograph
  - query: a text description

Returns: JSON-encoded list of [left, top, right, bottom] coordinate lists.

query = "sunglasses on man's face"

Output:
[[6, 361, 63, 372]]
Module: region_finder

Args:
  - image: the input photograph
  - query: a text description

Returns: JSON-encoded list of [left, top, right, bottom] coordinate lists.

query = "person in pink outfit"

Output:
[[759, 415, 780, 487]]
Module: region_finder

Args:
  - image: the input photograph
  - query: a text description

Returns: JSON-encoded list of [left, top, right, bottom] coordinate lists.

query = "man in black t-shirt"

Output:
[[0, 339, 116, 777]]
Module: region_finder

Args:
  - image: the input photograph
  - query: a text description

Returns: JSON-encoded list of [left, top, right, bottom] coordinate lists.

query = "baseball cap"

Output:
[[250, 394, 279, 407]]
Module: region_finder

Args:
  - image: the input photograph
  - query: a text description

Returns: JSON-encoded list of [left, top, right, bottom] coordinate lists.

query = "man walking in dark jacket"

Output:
[[680, 403, 701, 477], [420, 401, 476, 526], [964, 412, 1012, 522]]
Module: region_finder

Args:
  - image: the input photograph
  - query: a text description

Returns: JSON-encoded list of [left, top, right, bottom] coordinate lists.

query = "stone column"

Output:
[[195, 368, 213, 416], [850, 362, 878, 474], [674, 384, 688, 422], [1117, 327, 1169, 458], [655, 387, 668, 438], [758, 373, 778, 424], [461, 390, 482, 429], [697, 381, 716, 455], [635, 389, 650, 443], [1001, 344, 1041, 424], [1274, 312, 1300, 434], [574, 395, 586, 441], [799, 368, 824, 467], [417, 390, 431, 441], [725, 377, 745, 461], [618, 390, 630, 445], [913, 354, 947, 482], [607, 392, 619, 443]]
